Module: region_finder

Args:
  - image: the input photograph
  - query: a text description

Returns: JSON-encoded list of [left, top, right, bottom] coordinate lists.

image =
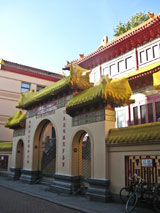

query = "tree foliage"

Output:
[[113, 12, 150, 37]]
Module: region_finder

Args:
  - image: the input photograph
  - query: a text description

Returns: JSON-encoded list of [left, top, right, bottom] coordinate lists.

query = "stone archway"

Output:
[[15, 139, 24, 179], [72, 130, 91, 194], [33, 119, 56, 182]]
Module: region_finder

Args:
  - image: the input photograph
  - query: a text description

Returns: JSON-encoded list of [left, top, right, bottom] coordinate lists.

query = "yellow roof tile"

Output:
[[106, 122, 160, 145], [66, 76, 133, 115], [153, 70, 160, 90], [5, 110, 26, 129], [0, 142, 12, 151]]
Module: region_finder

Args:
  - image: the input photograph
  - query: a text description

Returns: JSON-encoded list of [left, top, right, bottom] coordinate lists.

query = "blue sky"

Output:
[[0, 0, 159, 74]]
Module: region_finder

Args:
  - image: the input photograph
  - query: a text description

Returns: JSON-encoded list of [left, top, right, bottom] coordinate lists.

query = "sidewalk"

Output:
[[0, 176, 154, 213]]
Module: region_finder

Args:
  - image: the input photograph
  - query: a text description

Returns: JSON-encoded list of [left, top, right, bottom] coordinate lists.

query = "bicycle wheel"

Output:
[[120, 187, 131, 204], [126, 192, 138, 213], [153, 194, 160, 212]]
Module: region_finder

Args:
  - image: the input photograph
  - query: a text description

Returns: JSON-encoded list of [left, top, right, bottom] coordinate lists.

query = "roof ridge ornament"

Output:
[[98, 36, 108, 49], [148, 12, 155, 19], [0, 58, 5, 66]]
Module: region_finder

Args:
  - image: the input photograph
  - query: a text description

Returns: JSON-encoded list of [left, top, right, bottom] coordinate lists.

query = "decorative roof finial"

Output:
[[0, 58, 5, 65], [79, 54, 84, 59], [98, 36, 108, 49], [148, 12, 155, 19]]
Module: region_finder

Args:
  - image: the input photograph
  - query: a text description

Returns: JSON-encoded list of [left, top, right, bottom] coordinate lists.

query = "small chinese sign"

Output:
[[36, 101, 57, 118], [141, 158, 153, 168]]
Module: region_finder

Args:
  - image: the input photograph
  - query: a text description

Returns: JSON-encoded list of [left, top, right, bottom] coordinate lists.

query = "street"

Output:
[[0, 186, 81, 213]]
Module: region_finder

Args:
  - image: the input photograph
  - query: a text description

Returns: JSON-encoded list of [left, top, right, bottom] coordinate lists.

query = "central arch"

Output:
[[72, 130, 92, 194], [33, 119, 56, 181]]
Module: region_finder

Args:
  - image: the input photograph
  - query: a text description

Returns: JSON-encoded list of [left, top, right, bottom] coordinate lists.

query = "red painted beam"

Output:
[[1, 65, 60, 82]]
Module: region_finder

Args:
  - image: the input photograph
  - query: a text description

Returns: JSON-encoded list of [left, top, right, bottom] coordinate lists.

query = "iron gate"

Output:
[[41, 137, 56, 177], [78, 134, 91, 193]]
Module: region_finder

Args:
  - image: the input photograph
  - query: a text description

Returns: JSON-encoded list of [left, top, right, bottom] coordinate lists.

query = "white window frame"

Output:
[[21, 82, 31, 93]]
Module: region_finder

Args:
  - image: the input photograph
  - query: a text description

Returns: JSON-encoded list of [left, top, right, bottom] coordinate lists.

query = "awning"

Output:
[[124, 61, 160, 79], [106, 122, 160, 146], [0, 142, 12, 151], [153, 71, 160, 90]]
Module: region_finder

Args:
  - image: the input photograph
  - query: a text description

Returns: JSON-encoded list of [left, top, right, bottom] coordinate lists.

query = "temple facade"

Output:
[[5, 14, 160, 201]]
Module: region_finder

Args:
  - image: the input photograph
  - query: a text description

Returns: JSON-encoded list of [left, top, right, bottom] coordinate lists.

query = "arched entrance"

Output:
[[33, 119, 56, 181], [15, 139, 24, 179], [72, 130, 91, 194]]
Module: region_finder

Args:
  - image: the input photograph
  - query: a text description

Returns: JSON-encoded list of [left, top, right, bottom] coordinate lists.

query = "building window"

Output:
[[146, 48, 152, 61], [117, 110, 125, 128], [90, 73, 94, 83], [0, 155, 8, 170], [133, 106, 138, 125], [110, 64, 117, 76], [148, 103, 153, 123], [103, 67, 110, 76], [118, 60, 125, 72], [140, 105, 146, 124], [155, 101, 160, 121], [94, 71, 100, 82], [153, 45, 159, 58], [140, 51, 145, 64], [125, 56, 133, 70], [37, 85, 45, 92], [21, 82, 30, 93]]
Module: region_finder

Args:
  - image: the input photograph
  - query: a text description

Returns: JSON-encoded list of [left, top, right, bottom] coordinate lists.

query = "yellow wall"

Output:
[[108, 144, 160, 194]]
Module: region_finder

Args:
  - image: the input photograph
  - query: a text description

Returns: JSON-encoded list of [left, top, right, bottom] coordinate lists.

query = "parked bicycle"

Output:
[[125, 175, 160, 213], [120, 174, 138, 204]]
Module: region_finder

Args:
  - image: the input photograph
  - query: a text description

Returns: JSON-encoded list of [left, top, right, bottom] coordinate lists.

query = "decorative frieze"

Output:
[[13, 128, 25, 137], [36, 101, 57, 118], [57, 95, 73, 109], [26, 108, 36, 119], [27, 95, 73, 119], [72, 109, 105, 126], [62, 110, 66, 167]]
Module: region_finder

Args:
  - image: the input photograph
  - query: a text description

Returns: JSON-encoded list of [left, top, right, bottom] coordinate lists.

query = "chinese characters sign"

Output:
[[141, 158, 153, 168]]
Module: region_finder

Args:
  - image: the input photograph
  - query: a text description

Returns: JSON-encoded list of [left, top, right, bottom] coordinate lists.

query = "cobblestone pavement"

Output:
[[0, 186, 80, 213], [0, 176, 155, 213]]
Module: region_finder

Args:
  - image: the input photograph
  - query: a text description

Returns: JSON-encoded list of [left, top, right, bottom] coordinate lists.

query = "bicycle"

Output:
[[153, 184, 160, 212], [126, 176, 160, 213], [120, 175, 138, 204], [125, 176, 146, 212]]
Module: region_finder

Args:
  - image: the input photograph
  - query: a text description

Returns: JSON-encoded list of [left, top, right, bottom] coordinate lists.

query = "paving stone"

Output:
[[0, 176, 154, 213]]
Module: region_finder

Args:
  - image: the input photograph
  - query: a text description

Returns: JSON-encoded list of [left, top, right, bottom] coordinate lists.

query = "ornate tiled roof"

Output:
[[17, 76, 71, 109], [64, 14, 160, 70], [5, 110, 26, 129], [153, 70, 160, 90], [0, 142, 12, 151], [66, 76, 133, 116], [106, 122, 160, 145], [126, 61, 160, 80], [16, 65, 93, 109]]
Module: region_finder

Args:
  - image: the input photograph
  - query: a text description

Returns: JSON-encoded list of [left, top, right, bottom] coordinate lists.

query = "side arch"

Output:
[[32, 118, 58, 178], [71, 127, 94, 193], [14, 139, 24, 179], [16, 139, 24, 169]]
